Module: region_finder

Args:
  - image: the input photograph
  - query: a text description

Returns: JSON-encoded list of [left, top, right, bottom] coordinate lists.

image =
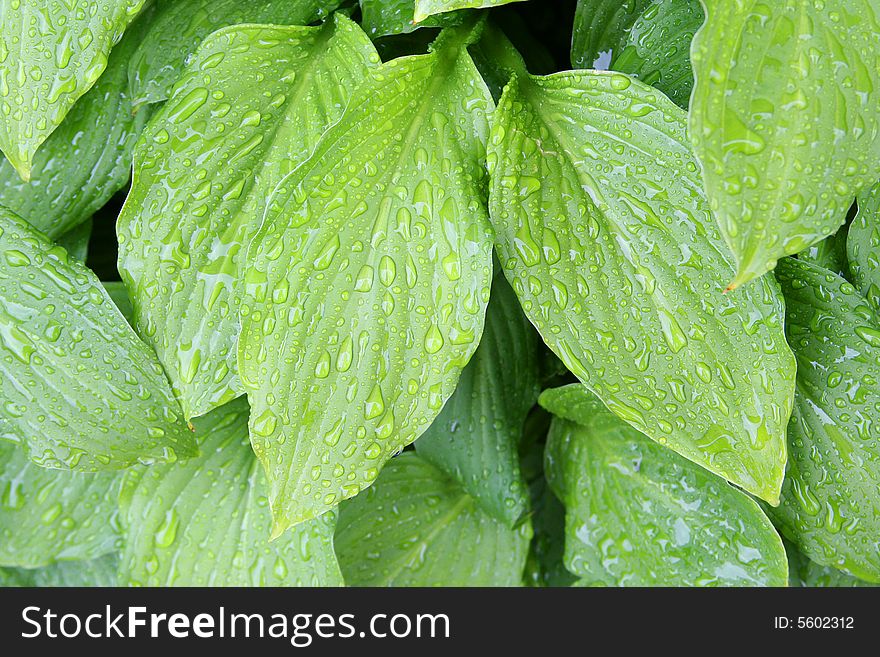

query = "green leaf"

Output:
[[118, 16, 380, 420], [119, 398, 343, 586], [335, 452, 531, 586], [689, 0, 880, 287], [787, 541, 877, 588], [0, 0, 147, 180], [0, 207, 196, 470], [847, 181, 880, 312], [415, 274, 538, 526], [238, 24, 495, 532], [797, 224, 851, 280], [0, 442, 120, 567], [488, 69, 794, 504], [544, 405, 788, 586], [102, 281, 136, 326], [0, 554, 118, 587], [0, 8, 152, 239], [56, 218, 93, 263], [766, 258, 880, 583], [413, 0, 525, 23], [361, 0, 471, 38], [127, 0, 341, 109], [571, 0, 703, 107]]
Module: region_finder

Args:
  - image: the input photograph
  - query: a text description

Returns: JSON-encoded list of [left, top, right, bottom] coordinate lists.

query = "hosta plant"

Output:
[[0, 0, 878, 587]]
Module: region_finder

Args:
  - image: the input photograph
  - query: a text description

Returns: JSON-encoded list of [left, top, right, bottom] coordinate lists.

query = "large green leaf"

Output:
[[543, 401, 788, 586], [415, 274, 538, 526], [787, 542, 877, 588], [118, 16, 379, 420], [238, 24, 495, 532], [798, 224, 850, 280], [848, 181, 880, 312], [0, 553, 118, 587], [570, 0, 703, 107], [413, 0, 524, 23], [767, 258, 880, 583], [127, 0, 341, 109], [0, 0, 147, 180], [56, 218, 93, 263], [335, 452, 531, 586], [0, 8, 152, 239], [0, 208, 196, 470], [488, 68, 794, 504], [0, 442, 120, 567], [119, 398, 343, 586], [360, 0, 470, 38], [689, 0, 880, 288]]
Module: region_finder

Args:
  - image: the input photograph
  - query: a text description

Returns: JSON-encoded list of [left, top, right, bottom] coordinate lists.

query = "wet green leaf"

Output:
[[335, 452, 531, 586], [767, 258, 880, 583], [119, 398, 343, 586], [118, 16, 380, 420], [102, 281, 136, 326], [414, 0, 524, 23], [238, 25, 495, 532], [0, 0, 146, 180], [798, 224, 851, 280], [488, 69, 794, 504], [571, 0, 703, 107], [689, 0, 880, 287], [127, 0, 341, 109], [361, 0, 470, 38], [0, 442, 120, 567], [415, 274, 539, 526], [787, 541, 877, 588], [0, 207, 196, 470], [0, 9, 152, 239], [56, 218, 93, 263], [848, 181, 880, 312], [544, 402, 788, 586], [0, 553, 118, 587]]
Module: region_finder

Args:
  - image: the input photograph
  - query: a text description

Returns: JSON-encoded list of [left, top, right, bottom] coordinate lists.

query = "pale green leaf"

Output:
[[413, 0, 525, 23], [488, 69, 794, 503], [335, 453, 531, 586], [119, 398, 343, 586], [0, 0, 147, 180], [766, 258, 880, 583], [787, 541, 877, 588], [0, 553, 118, 587], [847, 181, 880, 312], [56, 218, 93, 263], [571, 0, 703, 107], [238, 25, 495, 532], [118, 16, 380, 420], [545, 406, 788, 586], [0, 208, 196, 470], [0, 442, 120, 567], [127, 0, 341, 109], [415, 273, 539, 526], [689, 0, 880, 287], [0, 8, 152, 238], [360, 0, 471, 38]]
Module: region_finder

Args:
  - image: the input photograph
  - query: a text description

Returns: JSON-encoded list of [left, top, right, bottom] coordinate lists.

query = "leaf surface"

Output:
[[361, 0, 470, 38], [119, 398, 343, 586], [0, 208, 196, 470], [488, 69, 794, 503], [414, 0, 524, 22], [0, 0, 146, 179], [118, 16, 379, 419], [689, 0, 880, 286], [0, 554, 118, 587], [848, 181, 880, 312], [335, 453, 531, 586], [544, 403, 788, 586], [239, 26, 495, 532]]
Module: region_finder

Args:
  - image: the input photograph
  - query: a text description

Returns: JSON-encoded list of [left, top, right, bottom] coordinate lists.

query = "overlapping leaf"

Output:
[[848, 181, 880, 312], [0, 0, 146, 180], [414, 0, 524, 23], [238, 25, 495, 532], [571, 0, 703, 107], [542, 393, 788, 586], [335, 453, 531, 586], [690, 0, 880, 287], [361, 0, 471, 38], [415, 273, 539, 526], [57, 219, 93, 263], [127, 0, 341, 109], [119, 398, 343, 587], [0, 442, 120, 567], [0, 554, 118, 587], [118, 16, 380, 420], [0, 9, 151, 239], [0, 208, 196, 470], [488, 68, 794, 503], [767, 258, 880, 583], [798, 225, 850, 280]]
